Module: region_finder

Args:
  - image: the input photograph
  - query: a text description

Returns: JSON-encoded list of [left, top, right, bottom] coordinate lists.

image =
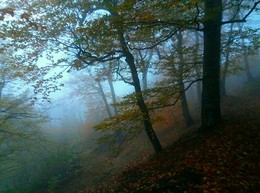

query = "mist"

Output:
[[1, 1, 260, 193]]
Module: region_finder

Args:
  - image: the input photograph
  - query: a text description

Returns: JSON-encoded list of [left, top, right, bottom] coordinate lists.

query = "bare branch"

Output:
[[222, 1, 260, 25], [148, 78, 203, 110], [130, 29, 179, 51], [115, 61, 134, 86]]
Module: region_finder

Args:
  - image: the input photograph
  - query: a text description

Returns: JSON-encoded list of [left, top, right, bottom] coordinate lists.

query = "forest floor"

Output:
[[81, 84, 260, 193]]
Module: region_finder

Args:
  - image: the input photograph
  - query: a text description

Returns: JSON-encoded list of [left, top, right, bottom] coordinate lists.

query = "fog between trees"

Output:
[[0, 0, 260, 192]]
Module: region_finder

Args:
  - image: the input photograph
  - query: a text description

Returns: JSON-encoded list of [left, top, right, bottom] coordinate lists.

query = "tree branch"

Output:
[[222, 1, 260, 25], [115, 61, 134, 86], [148, 78, 203, 110], [130, 29, 179, 51]]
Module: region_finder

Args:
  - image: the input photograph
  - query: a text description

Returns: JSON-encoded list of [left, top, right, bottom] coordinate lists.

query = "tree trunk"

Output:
[[201, 0, 222, 129], [137, 49, 150, 97], [194, 31, 202, 104], [0, 75, 6, 99], [97, 80, 112, 117], [176, 31, 193, 127], [178, 79, 194, 126], [0, 82, 4, 99], [221, 57, 229, 96], [142, 49, 152, 91], [118, 31, 162, 153], [106, 66, 125, 144], [221, 22, 234, 96], [107, 71, 119, 115], [244, 54, 254, 82], [242, 38, 254, 82], [142, 68, 148, 91]]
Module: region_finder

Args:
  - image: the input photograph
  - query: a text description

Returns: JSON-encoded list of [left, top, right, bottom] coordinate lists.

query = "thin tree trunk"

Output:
[[142, 49, 152, 91], [244, 54, 254, 82], [194, 31, 202, 104], [118, 31, 162, 153], [201, 0, 222, 129], [242, 38, 254, 82], [178, 79, 194, 126], [106, 67, 125, 144], [0, 75, 6, 99], [221, 21, 234, 96], [176, 31, 193, 127], [142, 68, 148, 90], [221, 56, 229, 96], [137, 49, 150, 95], [107, 71, 118, 115], [97, 80, 112, 117]]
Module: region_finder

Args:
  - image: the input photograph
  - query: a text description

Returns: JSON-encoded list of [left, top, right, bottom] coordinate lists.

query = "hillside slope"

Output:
[[81, 92, 260, 193]]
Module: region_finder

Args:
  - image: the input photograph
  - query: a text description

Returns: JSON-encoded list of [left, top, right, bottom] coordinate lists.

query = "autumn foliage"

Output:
[[81, 93, 260, 193], [0, 8, 14, 20]]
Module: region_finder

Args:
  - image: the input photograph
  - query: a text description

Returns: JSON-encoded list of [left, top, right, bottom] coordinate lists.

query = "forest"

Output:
[[0, 0, 260, 192]]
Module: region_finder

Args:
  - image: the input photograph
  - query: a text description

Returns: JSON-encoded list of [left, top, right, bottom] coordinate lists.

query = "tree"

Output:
[[2, 0, 259, 150], [240, 28, 260, 82], [0, 94, 47, 191], [133, 47, 154, 91], [113, 3, 165, 152], [220, 1, 260, 96], [69, 70, 115, 118], [153, 31, 197, 127], [194, 31, 203, 104], [99, 62, 119, 115], [201, 0, 223, 129], [27, 0, 163, 153], [220, 22, 235, 96], [0, 28, 49, 191], [175, 31, 194, 126], [201, 0, 260, 129], [105, 63, 119, 115]]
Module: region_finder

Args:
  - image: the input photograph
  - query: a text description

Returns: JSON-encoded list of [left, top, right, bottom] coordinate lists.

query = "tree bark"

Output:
[[178, 79, 194, 126], [201, 0, 222, 129], [118, 31, 162, 153]]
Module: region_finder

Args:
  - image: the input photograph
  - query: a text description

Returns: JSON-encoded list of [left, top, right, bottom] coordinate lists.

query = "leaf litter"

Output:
[[81, 94, 260, 193]]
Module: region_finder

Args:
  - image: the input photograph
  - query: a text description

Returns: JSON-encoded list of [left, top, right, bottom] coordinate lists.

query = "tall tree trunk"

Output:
[[142, 49, 153, 91], [201, 0, 222, 129], [194, 31, 202, 104], [108, 9, 162, 153], [221, 19, 235, 96], [176, 31, 193, 127], [244, 54, 254, 82], [0, 74, 6, 99], [0, 79, 5, 99], [142, 68, 148, 91], [221, 55, 229, 96], [178, 79, 194, 126], [242, 38, 254, 82], [107, 71, 118, 115], [97, 80, 112, 117], [106, 67, 125, 145], [118, 31, 162, 153], [136, 49, 150, 96]]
